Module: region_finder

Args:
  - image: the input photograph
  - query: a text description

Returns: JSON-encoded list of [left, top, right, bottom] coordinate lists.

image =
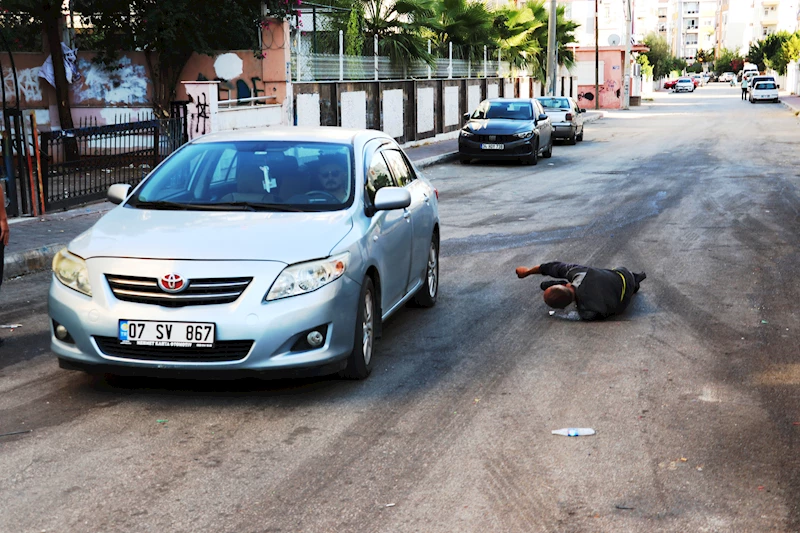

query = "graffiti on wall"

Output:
[[75, 56, 149, 104], [3, 67, 44, 102], [578, 80, 621, 108], [194, 53, 268, 103]]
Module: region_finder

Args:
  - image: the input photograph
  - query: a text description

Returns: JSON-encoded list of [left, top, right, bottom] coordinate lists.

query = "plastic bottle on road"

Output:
[[551, 428, 596, 437]]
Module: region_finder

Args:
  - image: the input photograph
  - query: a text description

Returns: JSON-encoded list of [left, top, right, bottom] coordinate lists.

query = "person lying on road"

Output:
[[515, 261, 646, 321]]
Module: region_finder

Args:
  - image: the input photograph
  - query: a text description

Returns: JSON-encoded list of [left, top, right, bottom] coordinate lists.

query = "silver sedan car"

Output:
[[49, 128, 440, 380]]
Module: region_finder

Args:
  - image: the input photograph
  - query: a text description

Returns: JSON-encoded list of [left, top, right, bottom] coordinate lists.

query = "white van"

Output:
[[750, 80, 779, 103]]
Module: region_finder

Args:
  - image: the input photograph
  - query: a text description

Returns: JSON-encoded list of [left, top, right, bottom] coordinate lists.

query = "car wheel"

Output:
[[568, 130, 577, 145], [525, 139, 539, 165], [576, 128, 584, 142], [413, 236, 439, 307], [542, 136, 553, 158], [339, 277, 376, 380]]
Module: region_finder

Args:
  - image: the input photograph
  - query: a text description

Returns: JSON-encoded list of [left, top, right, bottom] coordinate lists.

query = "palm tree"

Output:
[[496, 1, 578, 79], [419, 0, 496, 61], [360, 0, 436, 67]]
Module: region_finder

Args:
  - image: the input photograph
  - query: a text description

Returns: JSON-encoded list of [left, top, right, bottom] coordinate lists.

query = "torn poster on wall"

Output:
[[75, 56, 149, 104], [39, 42, 80, 88]]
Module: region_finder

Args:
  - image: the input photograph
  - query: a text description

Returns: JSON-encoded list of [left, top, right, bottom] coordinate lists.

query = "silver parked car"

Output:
[[535, 96, 585, 144], [49, 128, 440, 380]]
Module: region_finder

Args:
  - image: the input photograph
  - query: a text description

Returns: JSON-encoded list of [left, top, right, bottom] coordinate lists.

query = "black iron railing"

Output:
[[40, 114, 187, 212]]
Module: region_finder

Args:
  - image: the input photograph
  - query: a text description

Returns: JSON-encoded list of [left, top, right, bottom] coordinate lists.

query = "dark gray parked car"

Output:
[[458, 98, 553, 165]]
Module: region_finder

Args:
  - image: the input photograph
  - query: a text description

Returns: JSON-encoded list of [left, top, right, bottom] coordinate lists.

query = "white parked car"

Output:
[[750, 81, 779, 103], [674, 78, 695, 93], [719, 72, 735, 83]]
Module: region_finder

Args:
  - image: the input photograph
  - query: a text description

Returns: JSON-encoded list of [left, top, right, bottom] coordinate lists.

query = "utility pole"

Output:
[[594, 0, 599, 109], [623, 0, 632, 109], [547, 0, 557, 95]]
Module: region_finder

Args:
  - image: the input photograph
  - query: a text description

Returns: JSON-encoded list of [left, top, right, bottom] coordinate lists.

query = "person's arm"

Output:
[[538, 261, 584, 279], [515, 265, 541, 278], [0, 184, 8, 246]]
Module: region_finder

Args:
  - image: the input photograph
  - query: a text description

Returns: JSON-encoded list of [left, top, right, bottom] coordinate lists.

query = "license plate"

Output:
[[118, 320, 215, 348], [481, 143, 505, 150]]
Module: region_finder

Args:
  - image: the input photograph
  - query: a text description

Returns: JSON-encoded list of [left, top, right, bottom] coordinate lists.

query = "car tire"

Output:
[[542, 136, 553, 158], [568, 130, 577, 145], [577, 128, 584, 142], [413, 236, 439, 308], [459, 157, 471, 165], [339, 277, 376, 380], [526, 139, 539, 165]]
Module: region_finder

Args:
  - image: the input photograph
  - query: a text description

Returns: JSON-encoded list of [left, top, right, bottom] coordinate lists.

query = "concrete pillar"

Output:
[[182, 81, 219, 140], [260, 18, 293, 126]]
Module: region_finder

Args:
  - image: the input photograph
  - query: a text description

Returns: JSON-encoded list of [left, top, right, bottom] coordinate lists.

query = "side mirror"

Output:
[[538, 113, 548, 122], [463, 112, 471, 122], [108, 183, 132, 205], [778, 84, 781, 89], [373, 187, 411, 212], [579, 108, 587, 113]]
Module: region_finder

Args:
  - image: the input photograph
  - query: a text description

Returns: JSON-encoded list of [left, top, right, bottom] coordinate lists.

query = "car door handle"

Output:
[[423, 194, 429, 203]]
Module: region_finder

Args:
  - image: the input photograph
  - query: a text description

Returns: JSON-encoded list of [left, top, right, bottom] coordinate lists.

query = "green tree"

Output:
[[493, 1, 577, 79], [747, 31, 791, 72], [354, 0, 434, 67], [419, 0, 496, 61], [774, 33, 800, 75], [641, 33, 682, 79], [344, 2, 365, 56], [714, 47, 744, 74], [73, 0, 280, 117]]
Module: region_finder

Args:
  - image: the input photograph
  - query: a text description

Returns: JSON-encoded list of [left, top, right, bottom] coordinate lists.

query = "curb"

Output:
[[583, 112, 605, 123], [4, 243, 65, 280], [779, 99, 800, 115], [414, 151, 460, 169]]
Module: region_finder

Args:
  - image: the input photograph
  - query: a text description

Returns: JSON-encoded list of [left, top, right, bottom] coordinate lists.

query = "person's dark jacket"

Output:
[[539, 262, 641, 320]]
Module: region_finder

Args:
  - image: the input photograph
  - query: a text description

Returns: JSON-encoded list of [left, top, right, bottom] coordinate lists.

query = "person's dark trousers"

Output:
[[742, 89, 747, 100], [633, 271, 646, 293]]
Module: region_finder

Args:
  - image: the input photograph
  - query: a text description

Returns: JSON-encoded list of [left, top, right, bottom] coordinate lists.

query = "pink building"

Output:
[[572, 45, 649, 109]]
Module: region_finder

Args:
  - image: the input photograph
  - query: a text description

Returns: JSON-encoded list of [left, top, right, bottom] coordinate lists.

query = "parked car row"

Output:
[[457, 96, 586, 165]]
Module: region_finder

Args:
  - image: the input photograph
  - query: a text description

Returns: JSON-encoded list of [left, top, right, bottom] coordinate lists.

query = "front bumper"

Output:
[[458, 136, 534, 160], [48, 258, 361, 376]]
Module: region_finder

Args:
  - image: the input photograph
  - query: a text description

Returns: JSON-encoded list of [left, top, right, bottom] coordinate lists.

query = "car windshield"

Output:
[[537, 98, 570, 110], [128, 141, 354, 212], [473, 102, 533, 120], [756, 82, 776, 90]]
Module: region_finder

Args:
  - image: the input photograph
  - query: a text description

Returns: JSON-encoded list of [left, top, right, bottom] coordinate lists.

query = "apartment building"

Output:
[[669, 0, 717, 62], [561, 0, 661, 48]]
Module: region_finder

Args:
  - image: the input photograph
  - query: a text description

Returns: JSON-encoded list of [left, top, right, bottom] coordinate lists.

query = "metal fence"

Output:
[[40, 113, 187, 212], [291, 52, 511, 82]]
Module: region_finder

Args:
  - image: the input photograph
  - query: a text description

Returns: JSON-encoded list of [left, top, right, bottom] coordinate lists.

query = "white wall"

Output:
[[417, 87, 435, 133], [341, 91, 367, 129], [382, 89, 404, 138], [444, 86, 460, 127], [296, 93, 321, 127]]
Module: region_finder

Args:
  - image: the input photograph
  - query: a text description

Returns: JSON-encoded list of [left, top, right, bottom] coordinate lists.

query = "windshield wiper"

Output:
[[204, 202, 304, 212], [127, 199, 194, 210]]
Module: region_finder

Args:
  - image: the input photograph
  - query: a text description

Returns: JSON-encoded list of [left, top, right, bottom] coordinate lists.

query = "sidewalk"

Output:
[[2, 136, 462, 280], [780, 94, 800, 114]]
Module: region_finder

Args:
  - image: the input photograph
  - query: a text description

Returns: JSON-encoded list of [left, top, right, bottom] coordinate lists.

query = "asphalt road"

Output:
[[2, 84, 800, 532]]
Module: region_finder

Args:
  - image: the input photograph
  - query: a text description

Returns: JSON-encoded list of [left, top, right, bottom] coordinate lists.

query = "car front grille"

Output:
[[106, 275, 252, 307], [473, 134, 519, 143], [94, 336, 253, 362]]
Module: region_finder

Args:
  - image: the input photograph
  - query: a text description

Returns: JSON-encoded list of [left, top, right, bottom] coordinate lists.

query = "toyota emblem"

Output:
[[159, 273, 187, 293]]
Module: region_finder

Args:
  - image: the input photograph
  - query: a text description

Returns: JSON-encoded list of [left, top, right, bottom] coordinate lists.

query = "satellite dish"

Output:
[[608, 34, 621, 46]]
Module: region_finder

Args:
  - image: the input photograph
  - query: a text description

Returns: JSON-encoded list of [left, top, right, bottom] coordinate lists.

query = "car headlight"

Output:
[[266, 252, 350, 301], [52, 248, 92, 296], [460, 129, 474, 137], [513, 131, 534, 139]]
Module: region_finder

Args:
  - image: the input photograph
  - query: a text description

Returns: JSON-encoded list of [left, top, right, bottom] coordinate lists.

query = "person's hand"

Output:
[[0, 220, 8, 246], [515, 265, 540, 278]]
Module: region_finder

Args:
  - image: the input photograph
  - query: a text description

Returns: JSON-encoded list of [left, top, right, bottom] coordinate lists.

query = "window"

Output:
[[210, 148, 238, 184], [131, 141, 353, 211], [382, 150, 415, 187], [366, 152, 395, 204], [538, 97, 570, 110]]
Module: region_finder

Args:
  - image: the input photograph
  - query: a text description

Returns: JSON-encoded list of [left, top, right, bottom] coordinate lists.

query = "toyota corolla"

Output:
[[49, 128, 440, 380]]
